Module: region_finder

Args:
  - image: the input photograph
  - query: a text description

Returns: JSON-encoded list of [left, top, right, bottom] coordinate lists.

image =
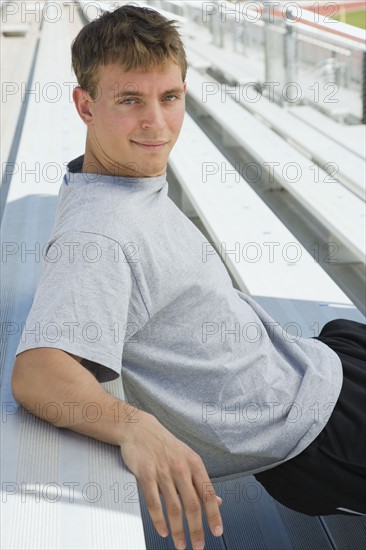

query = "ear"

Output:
[[73, 86, 94, 125], [183, 81, 187, 94]]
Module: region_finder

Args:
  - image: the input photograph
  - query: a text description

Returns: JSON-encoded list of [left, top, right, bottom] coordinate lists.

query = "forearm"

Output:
[[11, 348, 138, 447], [12, 348, 224, 548]]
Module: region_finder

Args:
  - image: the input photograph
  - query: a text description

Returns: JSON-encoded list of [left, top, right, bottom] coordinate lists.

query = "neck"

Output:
[[82, 149, 141, 178]]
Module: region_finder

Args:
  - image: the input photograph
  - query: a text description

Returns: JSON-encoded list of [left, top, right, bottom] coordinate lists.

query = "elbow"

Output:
[[11, 348, 50, 405], [11, 355, 27, 405], [11, 351, 62, 426], [11, 349, 82, 429]]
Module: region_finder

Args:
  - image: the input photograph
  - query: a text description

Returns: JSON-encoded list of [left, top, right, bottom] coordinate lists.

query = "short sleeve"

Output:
[[15, 231, 133, 382]]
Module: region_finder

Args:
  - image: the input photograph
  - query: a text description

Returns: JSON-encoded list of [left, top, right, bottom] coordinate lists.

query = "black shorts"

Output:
[[255, 318, 366, 516]]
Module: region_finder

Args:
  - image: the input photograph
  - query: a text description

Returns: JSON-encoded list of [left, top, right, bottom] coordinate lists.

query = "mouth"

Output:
[[131, 140, 168, 151]]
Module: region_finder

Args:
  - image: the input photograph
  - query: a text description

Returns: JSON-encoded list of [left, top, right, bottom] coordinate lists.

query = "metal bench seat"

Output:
[[289, 105, 366, 160], [230, 87, 365, 201], [1, 6, 146, 549], [186, 67, 366, 265]]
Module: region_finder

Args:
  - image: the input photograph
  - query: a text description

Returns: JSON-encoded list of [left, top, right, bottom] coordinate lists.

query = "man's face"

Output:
[[80, 62, 186, 178]]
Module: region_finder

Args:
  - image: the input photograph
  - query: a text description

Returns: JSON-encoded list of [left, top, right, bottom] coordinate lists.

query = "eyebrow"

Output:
[[112, 86, 185, 100]]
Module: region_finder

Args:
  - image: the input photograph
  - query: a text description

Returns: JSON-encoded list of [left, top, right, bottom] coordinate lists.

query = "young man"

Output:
[[12, 4, 366, 550]]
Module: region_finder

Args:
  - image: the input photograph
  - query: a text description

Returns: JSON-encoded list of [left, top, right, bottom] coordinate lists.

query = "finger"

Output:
[[159, 480, 186, 550], [175, 476, 205, 550], [139, 478, 169, 538], [193, 473, 223, 538]]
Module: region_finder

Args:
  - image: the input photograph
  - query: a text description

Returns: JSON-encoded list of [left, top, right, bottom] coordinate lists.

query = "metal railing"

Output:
[[148, 0, 365, 122]]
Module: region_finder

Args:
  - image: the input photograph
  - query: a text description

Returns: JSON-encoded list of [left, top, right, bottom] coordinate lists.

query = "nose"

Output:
[[140, 101, 166, 130]]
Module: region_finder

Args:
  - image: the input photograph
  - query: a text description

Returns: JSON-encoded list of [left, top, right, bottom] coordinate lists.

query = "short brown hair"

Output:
[[71, 3, 188, 99]]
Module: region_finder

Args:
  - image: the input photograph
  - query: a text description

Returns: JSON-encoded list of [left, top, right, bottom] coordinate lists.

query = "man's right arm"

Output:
[[12, 348, 136, 445], [11, 348, 223, 550]]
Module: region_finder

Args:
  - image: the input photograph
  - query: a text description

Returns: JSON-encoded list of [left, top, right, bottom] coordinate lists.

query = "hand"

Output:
[[119, 410, 223, 550]]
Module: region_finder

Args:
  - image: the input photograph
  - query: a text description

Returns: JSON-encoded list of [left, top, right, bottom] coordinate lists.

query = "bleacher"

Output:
[[1, 1, 365, 549], [1, 3, 146, 549], [185, 67, 365, 264], [289, 105, 366, 160]]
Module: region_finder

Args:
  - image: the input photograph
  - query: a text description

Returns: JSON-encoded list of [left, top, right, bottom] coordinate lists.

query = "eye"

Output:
[[119, 97, 138, 105], [164, 95, 179, 102]]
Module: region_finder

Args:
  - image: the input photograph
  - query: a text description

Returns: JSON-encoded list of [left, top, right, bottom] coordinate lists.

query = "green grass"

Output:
[[332, 9, 366, 30]]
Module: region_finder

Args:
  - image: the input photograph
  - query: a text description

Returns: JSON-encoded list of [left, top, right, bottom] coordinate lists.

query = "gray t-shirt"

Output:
[[16, 155, 343, 481]]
